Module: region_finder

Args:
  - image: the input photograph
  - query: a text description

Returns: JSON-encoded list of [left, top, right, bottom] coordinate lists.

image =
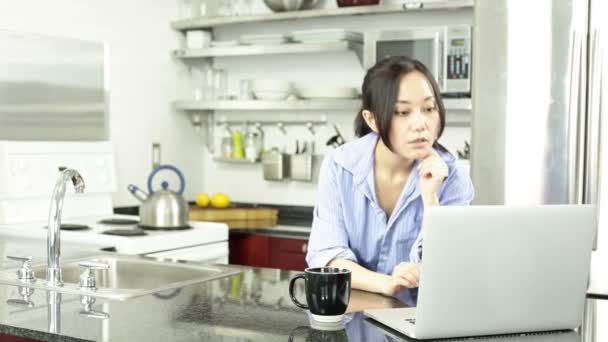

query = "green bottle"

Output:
[[232, 130, 244, 159]]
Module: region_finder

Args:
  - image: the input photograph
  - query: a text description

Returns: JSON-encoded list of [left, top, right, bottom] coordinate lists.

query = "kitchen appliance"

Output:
[[0, 141, 229, 263], [364, 25, 472, 96], [470, 0, 607, 296], [127, 164, 190, 229]]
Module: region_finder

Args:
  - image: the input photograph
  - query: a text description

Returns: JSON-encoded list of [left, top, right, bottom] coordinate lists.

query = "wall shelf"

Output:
[[173, 99, 361, 111], [171, 1, 474, 30], [174, 40, 362, 61], [213, 157, 259, 164], [173, 98, 471, 113]]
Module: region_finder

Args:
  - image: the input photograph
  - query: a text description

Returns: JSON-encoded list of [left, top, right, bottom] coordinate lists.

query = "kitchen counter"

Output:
[[231, 224, 311, 240], [0, 256, 606, 342]]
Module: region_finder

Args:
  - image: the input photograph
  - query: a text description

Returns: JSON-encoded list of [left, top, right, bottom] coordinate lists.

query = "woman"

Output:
[[306, 56, 474, 297]]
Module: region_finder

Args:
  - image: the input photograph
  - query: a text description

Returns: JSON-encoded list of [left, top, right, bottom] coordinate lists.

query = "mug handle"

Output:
[[289, 273, 309, 309]]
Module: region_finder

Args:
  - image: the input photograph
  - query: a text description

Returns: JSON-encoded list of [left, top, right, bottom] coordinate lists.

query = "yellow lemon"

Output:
[[210, 193, 230, 209], [195, 193, 210, 207]]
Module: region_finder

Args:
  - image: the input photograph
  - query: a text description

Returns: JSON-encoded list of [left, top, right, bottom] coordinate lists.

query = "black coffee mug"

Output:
[[289, 267, 351, 322]]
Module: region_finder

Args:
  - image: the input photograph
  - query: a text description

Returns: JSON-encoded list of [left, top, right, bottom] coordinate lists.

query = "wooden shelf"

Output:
[[171, 1, 474, 30]]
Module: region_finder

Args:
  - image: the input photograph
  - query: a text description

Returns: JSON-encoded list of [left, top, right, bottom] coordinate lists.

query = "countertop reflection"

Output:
[[0, 261, 604, 341]]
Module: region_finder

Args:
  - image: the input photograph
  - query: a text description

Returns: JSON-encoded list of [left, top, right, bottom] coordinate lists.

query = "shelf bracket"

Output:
[[188, 111, 215, 153], [349, 41, 364, 67]]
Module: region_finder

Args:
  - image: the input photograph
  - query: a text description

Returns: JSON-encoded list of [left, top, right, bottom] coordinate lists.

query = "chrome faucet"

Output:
[[47, 168, 85, 286]]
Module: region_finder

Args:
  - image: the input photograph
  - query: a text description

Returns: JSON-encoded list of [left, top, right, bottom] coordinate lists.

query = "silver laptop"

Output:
[[364, 205, 596, 340]]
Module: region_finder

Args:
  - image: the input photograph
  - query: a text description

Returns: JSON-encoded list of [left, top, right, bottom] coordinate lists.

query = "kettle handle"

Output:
[[147, 164, 185, 194]]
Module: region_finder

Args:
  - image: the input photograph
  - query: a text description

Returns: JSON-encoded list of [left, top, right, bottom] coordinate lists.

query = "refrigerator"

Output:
[[471, 0, 605, 250], [470, 1, 606, 339]]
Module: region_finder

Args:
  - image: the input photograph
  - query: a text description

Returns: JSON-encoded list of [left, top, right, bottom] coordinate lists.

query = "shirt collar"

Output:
[[332, 132, 378, 186], [332, 132, 456, 185]]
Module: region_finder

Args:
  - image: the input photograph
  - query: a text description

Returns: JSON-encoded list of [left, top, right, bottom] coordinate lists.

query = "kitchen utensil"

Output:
[[263, 0, 319, 12], [251, 79, 292, 100], [186, 30, 211, 49], [336, 0, 380, 6], [262, 149, 290, 181], [290, 29, 363, 43], [127, 164, 190, 229], [239, 33, 289, 45], [289, 154, 313, 181], [189, 206, 278, 228], [326, 124, 346, 147]]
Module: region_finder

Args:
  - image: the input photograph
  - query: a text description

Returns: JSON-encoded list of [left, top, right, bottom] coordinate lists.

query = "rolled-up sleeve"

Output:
[[409, 162, 475, 263], [306, 152, 358, 268]]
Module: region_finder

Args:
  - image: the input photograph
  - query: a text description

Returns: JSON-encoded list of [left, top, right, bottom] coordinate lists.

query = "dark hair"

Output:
[[354, 56, 446, 151]]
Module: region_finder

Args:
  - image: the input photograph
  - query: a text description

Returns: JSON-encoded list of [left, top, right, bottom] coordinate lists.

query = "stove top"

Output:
[[0, 214, 228, 255]]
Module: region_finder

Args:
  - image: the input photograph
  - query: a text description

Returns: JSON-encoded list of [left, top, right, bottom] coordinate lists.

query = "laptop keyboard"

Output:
[[404, 318, 416, 325]]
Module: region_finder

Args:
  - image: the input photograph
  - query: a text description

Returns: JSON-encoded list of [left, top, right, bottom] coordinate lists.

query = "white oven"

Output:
[[364, 25, 472, 96], [0, 141, 229, 263]]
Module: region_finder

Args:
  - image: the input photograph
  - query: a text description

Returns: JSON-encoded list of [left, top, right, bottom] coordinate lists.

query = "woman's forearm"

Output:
[[328, 258, 391, 294]]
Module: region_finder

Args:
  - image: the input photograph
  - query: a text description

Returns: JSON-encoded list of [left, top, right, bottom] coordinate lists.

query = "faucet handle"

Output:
[[6, 255, 35, 282], [78, 261, 109, 290]]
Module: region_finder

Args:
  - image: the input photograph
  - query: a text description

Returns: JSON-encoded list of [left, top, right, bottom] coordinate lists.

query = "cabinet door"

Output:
[[269, 237, 308, 271], [229, 234, 271, 268]]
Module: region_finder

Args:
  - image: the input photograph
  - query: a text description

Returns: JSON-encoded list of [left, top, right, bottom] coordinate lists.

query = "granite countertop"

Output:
[[0, 239, 605, 341]]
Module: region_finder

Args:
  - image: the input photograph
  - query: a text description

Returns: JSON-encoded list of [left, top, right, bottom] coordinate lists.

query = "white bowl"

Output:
[[251, 80, 292, 93]]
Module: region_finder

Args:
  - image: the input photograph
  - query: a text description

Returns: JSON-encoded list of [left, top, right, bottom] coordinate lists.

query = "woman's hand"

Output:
[[417, 150, 448, 206], [382, 262, 421, 296]]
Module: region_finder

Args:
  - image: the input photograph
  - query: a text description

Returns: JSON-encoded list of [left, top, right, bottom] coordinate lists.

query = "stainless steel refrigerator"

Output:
[[471, 0, 606, 250], [471, 2, 606, 338]]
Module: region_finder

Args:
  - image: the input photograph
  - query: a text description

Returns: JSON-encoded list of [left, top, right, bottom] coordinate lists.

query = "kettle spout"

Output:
[[127, 184, 149, 202]]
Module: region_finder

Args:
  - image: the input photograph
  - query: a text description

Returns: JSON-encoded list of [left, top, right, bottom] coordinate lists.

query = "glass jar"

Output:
[[220, 137, 233, 159], [244, 132, 261, 162]]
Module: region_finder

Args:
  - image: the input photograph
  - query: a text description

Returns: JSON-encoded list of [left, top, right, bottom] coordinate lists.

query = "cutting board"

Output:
[[189, 206, 278, 229]]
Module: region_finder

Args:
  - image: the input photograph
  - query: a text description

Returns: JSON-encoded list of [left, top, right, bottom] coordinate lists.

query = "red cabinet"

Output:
[[229, 233, 308, 271]]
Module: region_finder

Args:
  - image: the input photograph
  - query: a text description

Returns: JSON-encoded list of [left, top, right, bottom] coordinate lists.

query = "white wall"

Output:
[[192, 2, 474, 205], [0, 0, 205, 207]]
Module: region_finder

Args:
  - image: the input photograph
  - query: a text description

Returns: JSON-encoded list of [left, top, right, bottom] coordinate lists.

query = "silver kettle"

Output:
[[127, 164, 189, 229]]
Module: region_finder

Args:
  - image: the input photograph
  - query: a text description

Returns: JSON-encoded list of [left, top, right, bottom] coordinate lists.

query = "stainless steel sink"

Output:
[[0, 254, 241, 300]]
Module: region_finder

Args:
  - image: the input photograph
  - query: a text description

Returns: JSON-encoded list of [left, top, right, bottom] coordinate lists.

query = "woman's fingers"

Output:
[[393, 263, 421, 288], [394, 275, 415, 289], [400, 272, 419, 288]]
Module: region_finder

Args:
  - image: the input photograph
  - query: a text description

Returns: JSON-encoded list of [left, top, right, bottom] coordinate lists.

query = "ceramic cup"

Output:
[[289, 267, 351, 322]]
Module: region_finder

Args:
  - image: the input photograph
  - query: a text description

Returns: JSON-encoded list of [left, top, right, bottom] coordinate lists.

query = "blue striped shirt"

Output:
[[306, 132, 474, 275]]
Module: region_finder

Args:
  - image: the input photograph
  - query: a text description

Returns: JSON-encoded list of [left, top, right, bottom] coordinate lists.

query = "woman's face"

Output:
[[389, 71, 441, 160]]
